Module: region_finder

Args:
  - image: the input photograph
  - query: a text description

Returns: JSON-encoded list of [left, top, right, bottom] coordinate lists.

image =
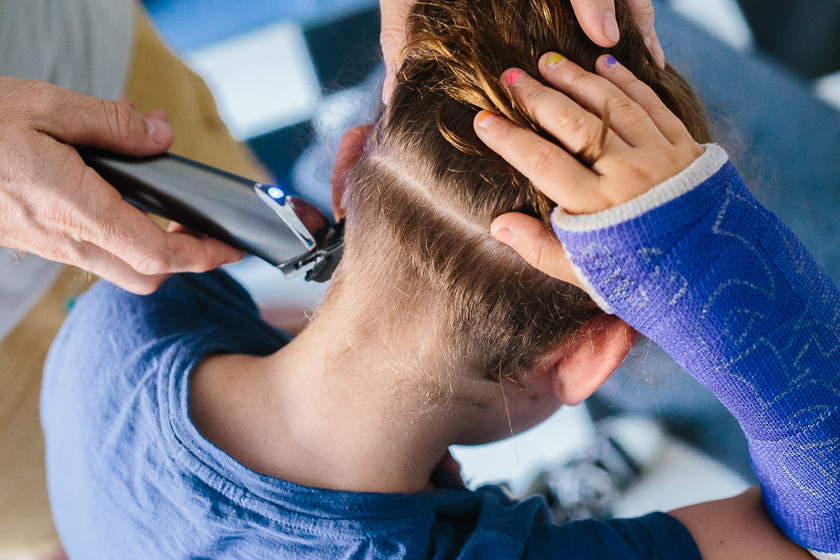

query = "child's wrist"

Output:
[[550, 143, 726, 235], [550, 143, 728, 312]]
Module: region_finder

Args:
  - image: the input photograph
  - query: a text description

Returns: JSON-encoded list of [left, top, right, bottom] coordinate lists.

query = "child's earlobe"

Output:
[[551, 316, 637, 406], [331, 125, 373, 221]]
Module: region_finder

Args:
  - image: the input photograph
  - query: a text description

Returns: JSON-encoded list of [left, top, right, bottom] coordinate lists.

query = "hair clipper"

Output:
[[79, 148, 343, 283]]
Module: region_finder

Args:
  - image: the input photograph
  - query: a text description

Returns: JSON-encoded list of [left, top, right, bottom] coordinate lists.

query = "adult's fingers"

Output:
[[144, 108, 170, 124], [534, 54, 663, 148], [380, 0, 416, 103], [490, 212, 580, 287], [593, 55, 692, 144], [473, 110, 596, 207], [20, 80, 174, 155], [570, 0, 620, 47], [627, 0, 665, 67], [383, 71, 397, 105], [47, 239, 170, 295], [76, 168, 243, 275]]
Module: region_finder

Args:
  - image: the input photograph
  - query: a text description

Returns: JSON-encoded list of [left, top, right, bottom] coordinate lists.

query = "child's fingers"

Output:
[[501, 68, 626, 157], [490, 212, 580, 286], [593, 55, 692, 144], [535, 53, 663, 148], [474, 110, 596, 207]]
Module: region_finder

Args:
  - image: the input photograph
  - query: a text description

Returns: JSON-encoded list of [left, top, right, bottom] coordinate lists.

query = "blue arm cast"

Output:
[[552, 145, 840, 555]]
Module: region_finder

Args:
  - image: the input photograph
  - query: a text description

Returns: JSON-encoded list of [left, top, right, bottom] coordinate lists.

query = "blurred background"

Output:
[[134, 0, 840, 517], [141, 0, 840, 186], [2, 2, 838, 558]]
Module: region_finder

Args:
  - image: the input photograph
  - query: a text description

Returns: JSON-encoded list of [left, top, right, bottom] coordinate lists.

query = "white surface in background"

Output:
[[0, 253, 63, 342], [182, 0, 759, 142], [616, 437, 750, 516], [224, 257, 329, 311], [668, 0, 754, 51], [314, 85, 369, 140], [816, 71, 840, 112], [188, 21, 321, 140], [451, 404, 750, 514], [451, 405, 596, 496]]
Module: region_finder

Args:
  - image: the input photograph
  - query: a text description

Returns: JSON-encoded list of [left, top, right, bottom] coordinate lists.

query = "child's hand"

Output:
[[474, 53, 703, 286]]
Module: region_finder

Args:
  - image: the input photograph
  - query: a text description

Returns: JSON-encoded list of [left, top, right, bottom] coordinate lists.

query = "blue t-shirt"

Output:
[[42, 271, 700, 559]]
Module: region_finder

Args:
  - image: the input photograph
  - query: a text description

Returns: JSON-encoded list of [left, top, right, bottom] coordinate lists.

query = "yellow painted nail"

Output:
[[546, 52, 565, 69]]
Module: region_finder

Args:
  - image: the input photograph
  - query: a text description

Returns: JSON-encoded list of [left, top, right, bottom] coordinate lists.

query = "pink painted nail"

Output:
[[505, 69, 522, 87]]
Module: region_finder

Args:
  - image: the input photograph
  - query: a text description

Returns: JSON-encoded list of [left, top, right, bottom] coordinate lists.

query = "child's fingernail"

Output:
[[604, 55, 620, 69], [476, 111, 496, 129], [602, 11, 620, 43], [644, 36, 652, 49], [504, 69, 522, 87], [492, 227, 514, 245], [545, 52, 565, 69]]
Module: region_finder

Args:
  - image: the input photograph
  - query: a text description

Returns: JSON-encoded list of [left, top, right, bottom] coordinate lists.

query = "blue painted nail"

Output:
[[604, 56, 620, 68]]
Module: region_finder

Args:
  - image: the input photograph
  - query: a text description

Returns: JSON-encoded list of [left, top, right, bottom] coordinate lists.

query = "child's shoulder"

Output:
[[46, 269, 284, 390], [42, 269, 286, 449]]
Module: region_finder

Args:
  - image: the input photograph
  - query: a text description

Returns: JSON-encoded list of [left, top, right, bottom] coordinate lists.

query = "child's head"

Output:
[[320, 0, 709, 429]]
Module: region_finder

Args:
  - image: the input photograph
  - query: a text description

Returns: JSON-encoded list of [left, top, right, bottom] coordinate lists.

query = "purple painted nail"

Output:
[[604, 56, 620, 69]]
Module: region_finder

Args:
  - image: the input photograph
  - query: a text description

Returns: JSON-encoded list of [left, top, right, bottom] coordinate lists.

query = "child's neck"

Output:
[[189, 316, 466, 494]]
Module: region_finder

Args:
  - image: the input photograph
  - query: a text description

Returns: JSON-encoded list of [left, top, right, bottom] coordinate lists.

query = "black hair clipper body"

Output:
[[80, 149, 343, 282]]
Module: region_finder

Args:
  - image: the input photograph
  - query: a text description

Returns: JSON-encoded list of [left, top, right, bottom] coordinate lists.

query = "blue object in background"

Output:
[[142, 0, 377, 53], [735, 0, 840, 79], [142, 0, 382, 188], [654, 0, 840, 284]]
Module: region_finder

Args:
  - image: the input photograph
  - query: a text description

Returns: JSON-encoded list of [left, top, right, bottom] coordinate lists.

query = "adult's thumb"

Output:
[[490, 212, 580, 287]]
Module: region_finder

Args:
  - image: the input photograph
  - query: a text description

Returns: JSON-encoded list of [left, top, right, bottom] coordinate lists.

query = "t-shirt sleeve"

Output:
[[41, 271, 286, 558], [523, 513, 702, 560]]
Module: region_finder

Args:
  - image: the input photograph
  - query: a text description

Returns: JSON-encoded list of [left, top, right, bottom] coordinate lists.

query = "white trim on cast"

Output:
[[551, 144, 728, 233]]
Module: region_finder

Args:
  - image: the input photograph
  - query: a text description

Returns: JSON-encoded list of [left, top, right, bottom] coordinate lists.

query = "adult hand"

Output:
[[0, 77, 243, 295], [380, 0, 415, 104], [571, 0, 664, 66], [473, 54, 702, 285], [380, 0, 665, 104]]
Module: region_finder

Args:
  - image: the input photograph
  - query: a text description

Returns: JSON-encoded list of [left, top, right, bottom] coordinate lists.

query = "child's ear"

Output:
[[549, 315, 637, 406], [331, 125, 372, 221]]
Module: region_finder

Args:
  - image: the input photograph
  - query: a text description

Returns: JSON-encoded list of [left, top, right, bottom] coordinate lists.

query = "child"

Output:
[[42, 0, 835, 557]]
